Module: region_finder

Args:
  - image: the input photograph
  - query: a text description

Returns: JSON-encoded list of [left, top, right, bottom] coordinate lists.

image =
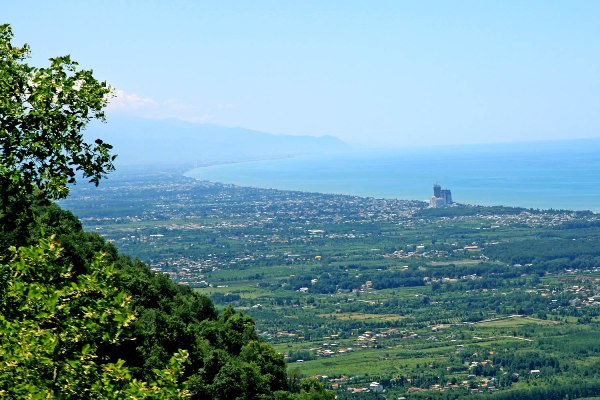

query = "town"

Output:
[[61, 170, 600, 399]]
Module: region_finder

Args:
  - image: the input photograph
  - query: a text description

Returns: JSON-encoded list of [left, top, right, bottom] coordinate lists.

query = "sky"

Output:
[[3, 1, 600, 147]]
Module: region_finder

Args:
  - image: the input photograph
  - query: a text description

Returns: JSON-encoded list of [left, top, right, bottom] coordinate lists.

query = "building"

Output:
[[440, 189, 452, 204], [429, 184, 453, 208], [370, 382, 384, 392], [430, 196, 447, 208]]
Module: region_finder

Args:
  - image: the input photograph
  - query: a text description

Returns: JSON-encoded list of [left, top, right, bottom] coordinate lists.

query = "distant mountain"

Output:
[[84, 117, 350, 166]]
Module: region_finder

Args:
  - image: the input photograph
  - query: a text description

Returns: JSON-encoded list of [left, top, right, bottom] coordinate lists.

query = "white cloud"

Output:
[[108, 89, 159, 110], [107, 89, 216, 123]]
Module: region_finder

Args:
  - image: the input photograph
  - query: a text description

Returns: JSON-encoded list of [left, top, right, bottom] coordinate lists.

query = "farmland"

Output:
[[61, 169, 600, 398]]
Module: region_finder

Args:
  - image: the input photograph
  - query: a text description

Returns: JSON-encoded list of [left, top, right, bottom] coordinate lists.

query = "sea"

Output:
[[184, 139, 600, 212]]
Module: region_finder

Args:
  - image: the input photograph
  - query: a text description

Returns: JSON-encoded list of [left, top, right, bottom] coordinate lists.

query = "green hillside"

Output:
[[0, 24, 332, 399]]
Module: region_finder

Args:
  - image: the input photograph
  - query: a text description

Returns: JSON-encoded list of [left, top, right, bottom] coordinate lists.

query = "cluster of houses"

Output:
[[311, 376, 384, 395], [346, 382, 384, 394]]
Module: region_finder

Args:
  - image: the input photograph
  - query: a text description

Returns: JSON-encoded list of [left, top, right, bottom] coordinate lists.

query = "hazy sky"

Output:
[[4, 1, 600, 147]]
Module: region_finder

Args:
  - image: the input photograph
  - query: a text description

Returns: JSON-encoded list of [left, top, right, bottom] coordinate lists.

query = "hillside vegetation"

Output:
[[0, 198, 333, 398], [0, 23, 332, 399]]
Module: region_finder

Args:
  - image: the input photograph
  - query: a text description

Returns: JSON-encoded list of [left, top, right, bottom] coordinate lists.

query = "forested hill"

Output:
[[84, 117, 350, 166], [0, 196, 334, 399]]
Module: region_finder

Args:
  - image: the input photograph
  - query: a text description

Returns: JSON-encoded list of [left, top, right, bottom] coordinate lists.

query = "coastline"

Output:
[[183, 147, 600, 213]]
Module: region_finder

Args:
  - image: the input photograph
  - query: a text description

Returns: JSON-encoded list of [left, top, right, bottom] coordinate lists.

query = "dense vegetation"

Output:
[[1, 196, 335, 398]]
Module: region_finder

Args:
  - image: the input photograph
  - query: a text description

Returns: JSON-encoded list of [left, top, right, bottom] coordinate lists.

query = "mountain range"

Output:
[[84, 117, 350, 167]]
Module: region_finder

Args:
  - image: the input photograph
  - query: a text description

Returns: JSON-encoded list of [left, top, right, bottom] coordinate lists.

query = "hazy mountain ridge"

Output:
[[84, 117, 350, 166]]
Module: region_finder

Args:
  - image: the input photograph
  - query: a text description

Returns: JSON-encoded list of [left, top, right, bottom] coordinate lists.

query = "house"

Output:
[[370, 382, 383, 392]]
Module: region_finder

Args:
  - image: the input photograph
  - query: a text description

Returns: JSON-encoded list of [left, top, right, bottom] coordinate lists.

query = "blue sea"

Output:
[[185, 139, 600, 212]]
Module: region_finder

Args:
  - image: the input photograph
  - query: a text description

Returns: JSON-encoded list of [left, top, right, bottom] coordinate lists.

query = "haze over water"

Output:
[[186, 139, 600, 212]]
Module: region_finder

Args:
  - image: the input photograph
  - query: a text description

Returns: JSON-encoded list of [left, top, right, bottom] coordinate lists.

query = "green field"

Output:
[[61, 174, 600, 398]]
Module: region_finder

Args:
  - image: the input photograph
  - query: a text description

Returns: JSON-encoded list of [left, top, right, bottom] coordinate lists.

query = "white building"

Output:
[[369, 382, 383, 392]]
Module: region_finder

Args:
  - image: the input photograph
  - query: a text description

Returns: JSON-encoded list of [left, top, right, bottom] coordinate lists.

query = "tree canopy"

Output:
[[0, 23, 115, 205], [0, 237, 190, 398]]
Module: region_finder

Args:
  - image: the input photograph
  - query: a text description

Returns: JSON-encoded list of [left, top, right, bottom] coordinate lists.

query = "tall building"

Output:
[[429, 184, 453, 208], [440, 189, 452, 204]]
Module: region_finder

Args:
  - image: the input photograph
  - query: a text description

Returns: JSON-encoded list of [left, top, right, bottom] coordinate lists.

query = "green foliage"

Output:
[[0, 195, 312, 398], [296, 379, 336, 400], [0, 237, 189, 398], [485, 237, 600, 270], [0, 196, 116, 274], [240, 341, 288, 390], [0, 23, 114, 206], [0, 23, 323, 400], [113, 261, 292, 398], [415, 205, 527, 218]]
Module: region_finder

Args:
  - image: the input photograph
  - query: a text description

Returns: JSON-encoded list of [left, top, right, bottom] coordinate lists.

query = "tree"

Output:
[[0, 237, 189, 398], [240, 341, 288, 391], [0, 23, 114, 207], [295, 379, 336, 400]]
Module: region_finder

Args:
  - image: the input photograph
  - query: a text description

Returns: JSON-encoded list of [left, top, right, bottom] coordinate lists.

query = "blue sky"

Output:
[[4, 1, 600, 147]]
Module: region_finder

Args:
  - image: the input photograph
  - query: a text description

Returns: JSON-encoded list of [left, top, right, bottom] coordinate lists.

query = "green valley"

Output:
[[60, 168, 600, 399]]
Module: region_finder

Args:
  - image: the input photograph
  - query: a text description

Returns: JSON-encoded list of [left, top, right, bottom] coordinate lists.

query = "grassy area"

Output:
[[317, 313, 407, 321], [474, 315, 560, 327]]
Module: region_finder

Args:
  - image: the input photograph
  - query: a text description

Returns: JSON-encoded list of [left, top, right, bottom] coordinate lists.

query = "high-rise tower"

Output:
[[430, 183, 453, 208], [440, 189, 453, 204]]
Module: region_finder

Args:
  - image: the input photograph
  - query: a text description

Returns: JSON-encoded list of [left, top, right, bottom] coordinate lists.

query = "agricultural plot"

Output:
[[61, 171, 600, 398]]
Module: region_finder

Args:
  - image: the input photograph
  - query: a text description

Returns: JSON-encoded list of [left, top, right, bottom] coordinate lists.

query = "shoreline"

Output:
[[181, 178, 599, 215], [141, 144, 600, 214]]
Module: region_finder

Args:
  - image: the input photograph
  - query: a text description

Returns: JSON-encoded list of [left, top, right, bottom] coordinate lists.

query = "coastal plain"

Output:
[[61, 170, 600, 399]]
